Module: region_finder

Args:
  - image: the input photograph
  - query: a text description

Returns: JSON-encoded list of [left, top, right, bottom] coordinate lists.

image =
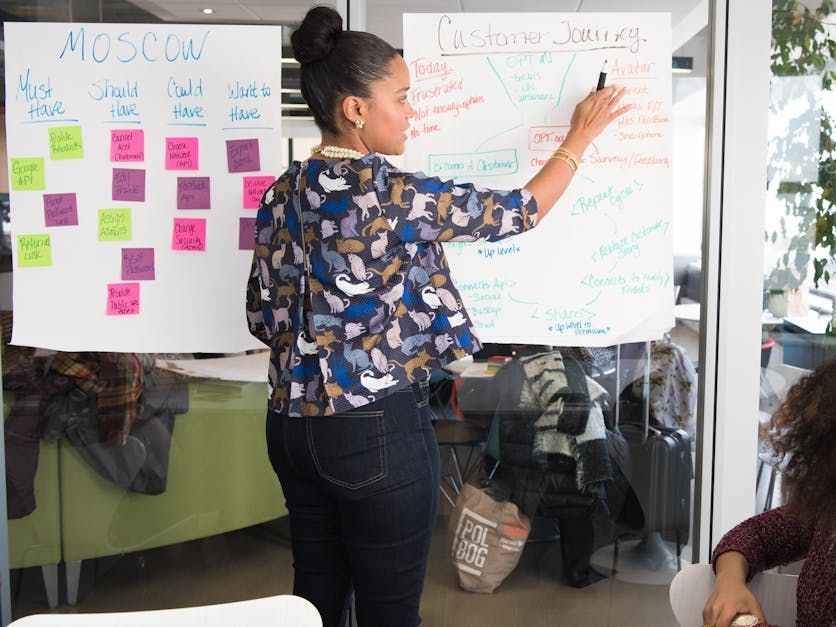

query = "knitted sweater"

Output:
[[712, 506, 836, 626]]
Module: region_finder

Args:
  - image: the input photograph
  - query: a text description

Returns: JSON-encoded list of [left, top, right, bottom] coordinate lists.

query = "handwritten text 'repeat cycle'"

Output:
[[436, 15, 647, 55]]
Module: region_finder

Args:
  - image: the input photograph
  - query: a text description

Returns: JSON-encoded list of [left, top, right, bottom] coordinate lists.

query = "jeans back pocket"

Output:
[[306, 410, 387, 489]]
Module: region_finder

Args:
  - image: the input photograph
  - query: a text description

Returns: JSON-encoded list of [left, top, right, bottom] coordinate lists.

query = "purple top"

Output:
[[712, 506, 836, 626]]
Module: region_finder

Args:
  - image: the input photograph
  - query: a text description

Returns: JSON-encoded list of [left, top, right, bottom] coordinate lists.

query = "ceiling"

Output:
[[0, 0, 708, 48]]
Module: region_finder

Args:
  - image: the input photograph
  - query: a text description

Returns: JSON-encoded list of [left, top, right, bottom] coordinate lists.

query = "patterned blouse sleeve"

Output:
[[711, 506, 815, 580], [372, 155, 538, 243], [245, 203, 272, 346]]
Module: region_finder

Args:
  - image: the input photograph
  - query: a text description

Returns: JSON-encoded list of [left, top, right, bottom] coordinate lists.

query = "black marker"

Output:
[[597, 60, 608, 91]]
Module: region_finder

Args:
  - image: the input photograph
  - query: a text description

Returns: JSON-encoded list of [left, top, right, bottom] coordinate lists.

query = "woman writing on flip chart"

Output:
[[245, 6, 630, 626]]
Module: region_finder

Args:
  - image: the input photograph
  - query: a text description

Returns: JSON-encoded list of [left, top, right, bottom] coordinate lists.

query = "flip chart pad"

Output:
[[5, 23, 282, 351], [403, 13, 674, 346]]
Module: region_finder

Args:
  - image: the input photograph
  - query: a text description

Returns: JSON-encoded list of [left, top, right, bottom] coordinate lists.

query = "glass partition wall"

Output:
[[365, 1, 710, 624], [0, 0, 743, 625], [755, 3, 835, 518]]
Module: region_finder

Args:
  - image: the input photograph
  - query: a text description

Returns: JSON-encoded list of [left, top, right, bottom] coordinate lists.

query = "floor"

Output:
[[11, 514, 679, 626]]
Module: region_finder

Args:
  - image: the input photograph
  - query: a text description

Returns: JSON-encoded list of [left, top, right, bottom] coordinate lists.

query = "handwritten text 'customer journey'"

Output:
[[5, 23, 283, 352], [404, 13, 674, 345]]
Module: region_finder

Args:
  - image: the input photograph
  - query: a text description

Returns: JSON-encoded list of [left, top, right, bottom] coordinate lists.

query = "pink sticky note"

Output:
[[112, 168, 146, 202], [243, 176, 274, 209], [172, 218, 206, 251], [121, 248, 155, 280], [239, 217, 257, 250], [110, 129, 145, 162], [226, 139, 260, 173], [177, 176, 211, 210], [43, 193, 78, 227], [107, 282, 140, 315], [165, 137, 199, 170]]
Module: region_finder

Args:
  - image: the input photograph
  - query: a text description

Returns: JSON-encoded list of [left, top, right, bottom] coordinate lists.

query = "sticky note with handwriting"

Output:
[[111, 129, 145, 162], [48, 125, 84, 160], [112, 168, 146, 202], [43, 193, 78, 227], [11, 158, 46, 191], [165, 137, 199, 170], [243, 176, 274, 208], [172, 218, 206, 251], [177, 176, 211, 209], [17, 234, 52, 267], [107, 282, 140, 315], [121, 247, 155, 280], [226, 139, 260, 173]]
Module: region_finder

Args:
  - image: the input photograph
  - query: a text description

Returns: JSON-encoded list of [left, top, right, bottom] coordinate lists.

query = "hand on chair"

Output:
[[702, 574, 766, 627]]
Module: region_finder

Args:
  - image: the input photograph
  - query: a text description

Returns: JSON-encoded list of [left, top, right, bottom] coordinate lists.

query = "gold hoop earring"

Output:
[[354, 118, 365, 129]]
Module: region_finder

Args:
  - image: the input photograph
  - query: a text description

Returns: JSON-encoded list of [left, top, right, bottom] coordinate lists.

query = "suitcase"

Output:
[[619, 423, 693, 551]]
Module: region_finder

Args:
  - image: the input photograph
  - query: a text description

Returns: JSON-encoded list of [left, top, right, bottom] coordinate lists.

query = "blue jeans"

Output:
[[266, 380, 440, 627]]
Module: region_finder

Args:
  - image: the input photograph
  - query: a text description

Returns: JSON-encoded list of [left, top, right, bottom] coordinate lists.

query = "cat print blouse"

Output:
[[246, 152, 538, 416]]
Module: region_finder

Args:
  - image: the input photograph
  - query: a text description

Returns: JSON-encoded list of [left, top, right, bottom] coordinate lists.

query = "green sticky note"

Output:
[[17, 234, 52, 267], [98, 208, 132, 241], [49, 125, 84, 160], [10, 158, 46, 191]]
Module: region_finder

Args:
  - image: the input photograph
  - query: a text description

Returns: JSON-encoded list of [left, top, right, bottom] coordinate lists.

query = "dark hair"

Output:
[[291, 6, 400, 134], [767, 356, 836, 529]]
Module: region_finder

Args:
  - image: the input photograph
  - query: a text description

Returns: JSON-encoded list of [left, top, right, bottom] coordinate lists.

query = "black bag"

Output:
[[619, 423, 692, 551]]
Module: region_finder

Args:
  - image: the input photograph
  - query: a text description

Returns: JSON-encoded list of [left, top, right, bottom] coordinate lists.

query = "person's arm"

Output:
[[703, 506, 815, 627], [371, 86, 629, 244], [246, 250, 269, 346], [524, 85, 630, 221], [703, 551, 766, 627]]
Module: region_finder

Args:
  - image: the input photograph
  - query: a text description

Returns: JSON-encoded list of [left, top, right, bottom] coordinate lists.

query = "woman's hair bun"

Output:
[[291, 6, 344, 65]]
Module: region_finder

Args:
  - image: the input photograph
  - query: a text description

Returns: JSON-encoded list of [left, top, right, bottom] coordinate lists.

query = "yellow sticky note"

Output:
[[49, 125, 84, 160], [17, 234, 52, 267], [98, 208, 132, 241], [10, 158, 46, 190]]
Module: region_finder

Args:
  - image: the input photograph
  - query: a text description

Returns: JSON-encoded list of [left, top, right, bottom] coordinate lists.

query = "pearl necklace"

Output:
[[311, 144, 364, 160]]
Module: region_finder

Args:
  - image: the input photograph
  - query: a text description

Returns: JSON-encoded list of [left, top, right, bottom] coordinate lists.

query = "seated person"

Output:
[[703, 357, 836, 627]]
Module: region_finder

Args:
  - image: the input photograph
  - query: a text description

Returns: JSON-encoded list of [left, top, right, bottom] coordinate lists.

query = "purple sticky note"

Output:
[[112, 168, 146, 202], [165, 137, 199, 170], [226, 139, 260, 173], [177, 177, 211, 210], [121, 247, 155, 280], [43, 193, 78, 227], [239, 217, 257, 250]]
